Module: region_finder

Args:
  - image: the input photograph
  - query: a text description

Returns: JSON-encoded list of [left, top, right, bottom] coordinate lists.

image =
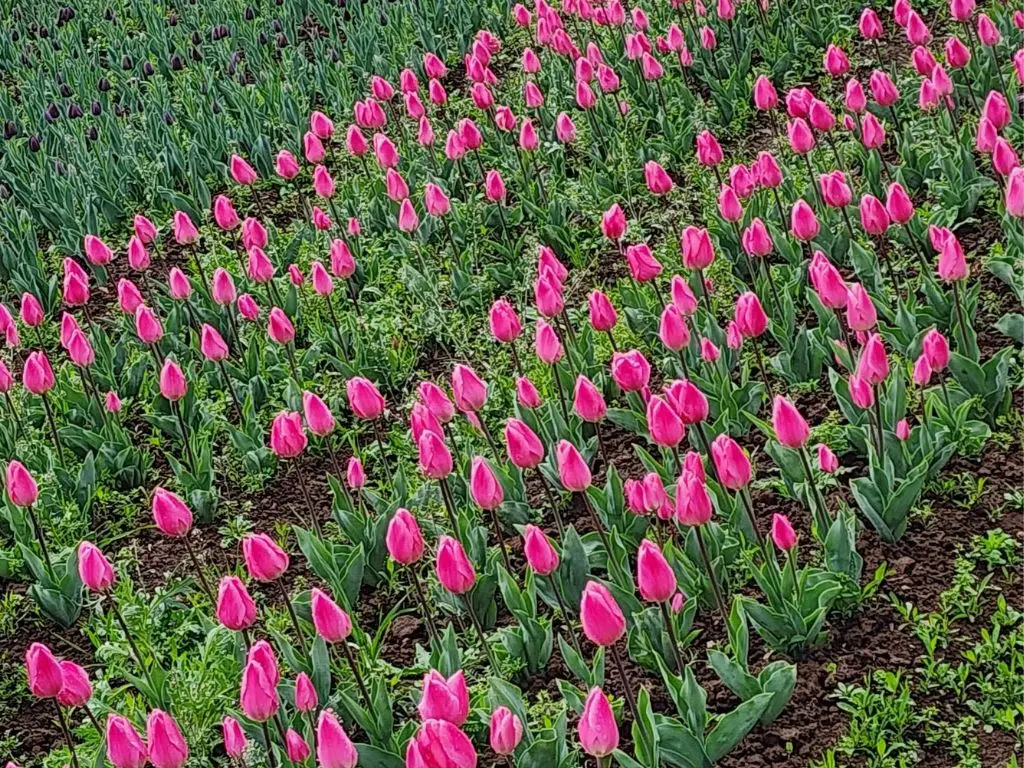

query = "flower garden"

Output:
[[0, 0, 1022, 765]]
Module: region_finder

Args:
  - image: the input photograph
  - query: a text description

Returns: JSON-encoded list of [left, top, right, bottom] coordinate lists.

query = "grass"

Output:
[[814, 528, 1024, 768]]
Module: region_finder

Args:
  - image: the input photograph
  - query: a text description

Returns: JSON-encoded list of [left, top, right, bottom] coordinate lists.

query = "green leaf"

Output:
[[704, 692, 774, 761], [354, 744, 403, 768]]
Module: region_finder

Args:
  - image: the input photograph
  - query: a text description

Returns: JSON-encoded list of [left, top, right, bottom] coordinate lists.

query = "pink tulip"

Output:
[[846, 282, 878, 331], [556, 440, 591, 491], [172, 211, 199, 245], [151, 487, 192, 537], [418, 431, 453, 479], [610, 349, 651, 392], [386, 508, 424, 565], [637, 539, 676, 602], [578, 687, 619, 758], [5, 460, 38, 507], [418, 669, 469, 725], [25, 643, 63, 698], [146, 710, 188, 768], [790, 199, 820, 241], [242, 533, 289, 581], [56, 660, 91, 708], [680, 226, 715, 269], [857, 333, 890, 385], [469, 456, 504, 509], [216, 575, 257, 630], [451, 364, 487, 412], [710, 434, 752, 489], [809, 251, 847, 309], [346, 377, 385, 421], [522, 524, 559, 576], [199, 321, 232, 360], [311, 588, 352, 643], [106, 714, 148, 768], [771, 513, 798, 550], [579, 581, 625, 646], [647, 395, 684, 447], [435, 535, 476, 594], [696, 129, 723, 166], [490, 707, 524, 756], [675, 471, 713, 525], [937, 235, 968, 281], [665, 378, 708, 425], [753, 74, 778, 110], [83, 234, 114, 266], [588, 290, 618, 332], [240, 657, 278, 722], [213, 195, 240, 230], [817, 443, 839, 473], [78, 540, 114, 591], [159, 359, 187, 401], [275, 150, 300, 179], [734, 292, 769, 338], [922, 328, 950, 371], [397, 198, 420, 233], [824, 44, 850, 76], [772, 395, 810, 448], [644, 161, 674, 195], [316, 709, 358, 768], [134, 214, 158, 244]]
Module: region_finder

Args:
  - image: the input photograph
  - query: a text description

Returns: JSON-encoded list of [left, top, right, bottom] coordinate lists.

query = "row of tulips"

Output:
[[4, 0, 1019, 765]]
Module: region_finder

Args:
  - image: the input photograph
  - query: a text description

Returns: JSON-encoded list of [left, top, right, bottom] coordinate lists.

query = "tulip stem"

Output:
[[608, 643, 639, 724], [950, 281, 971, 358], [372, 420, 392, 480], [548, 574, 585, 660], [871, 385, 886, 457], [475, 410, 501, 460], [738, 486, 764, 543], [277, 580, 307, 654], [462, 594, 499, 674], [580, 491, 612, 556], [285, 342, 300, 384], [294, 461, 325, 537], [692, 421, 719, 484], [533, 468, 565, 537], [488, 505, 513, 573], [4, 391, 24, 438], [751, 337, 775, 401], [82, 706, 104, 738], [189, 243, 209, 288], [24, 502, 56, 580], [40, 392, 65, 467], [108, 597, 158, 700], [694, 524, 729, 625], [325, 294, 349, 364], [595, 422, 611, 469], [787, 546, 803, 607], [508, 342, 525, 378], [181, 534, 216, 604], [696, 268, 713, 316], [939, 375, 953, 412], [410, 566, 440, 647], [438, 477, 462, 537], [551, 362, 571, 426], [53, 700, 81, 768], [260, 720, 279, 767], [339, 640, 372, 709], [659, 601, 685, 674], [217, 359, 244, 421], [831, 308, 856, 370], [170, 400, 197, 471], [797, 446, 831, 536]]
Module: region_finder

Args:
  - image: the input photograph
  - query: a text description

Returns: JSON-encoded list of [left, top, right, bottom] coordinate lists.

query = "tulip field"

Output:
[[2, 0, 1024, 764]]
